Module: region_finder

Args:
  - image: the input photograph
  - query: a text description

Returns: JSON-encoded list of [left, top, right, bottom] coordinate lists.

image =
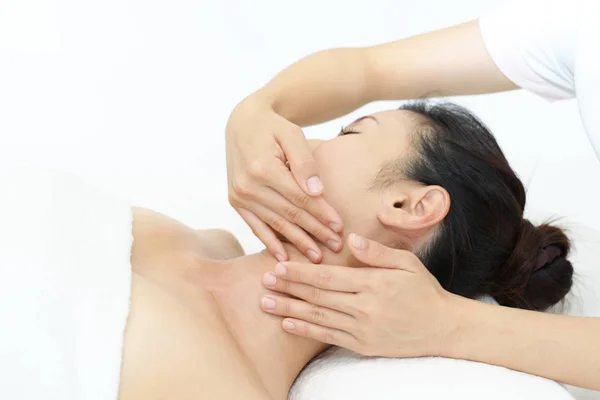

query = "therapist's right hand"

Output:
[[225, 95, 343, 263]]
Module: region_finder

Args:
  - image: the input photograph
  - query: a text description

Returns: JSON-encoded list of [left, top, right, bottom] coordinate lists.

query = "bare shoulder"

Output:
[[130, 206, 245, 277], [194, 229, 245, 260]]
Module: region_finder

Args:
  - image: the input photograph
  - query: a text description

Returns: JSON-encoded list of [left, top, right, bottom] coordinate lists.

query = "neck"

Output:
[[256, 242, 321, 265], [210, 246, 329, 399], [271, 238, 352, 267]]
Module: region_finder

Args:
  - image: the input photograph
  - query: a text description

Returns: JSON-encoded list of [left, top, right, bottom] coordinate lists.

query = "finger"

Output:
[[275, 126, 323, 196], [261, 295, 356, 332], [280, 318, 359, 350], [267, 166, 343, 233], [348, 233, 417, 272], [273, 262, 366, 292], [262, 272, 357, 314], [258, 186, 342, 252], [237, 208, 287, 262], [251, 202, 322, 263]]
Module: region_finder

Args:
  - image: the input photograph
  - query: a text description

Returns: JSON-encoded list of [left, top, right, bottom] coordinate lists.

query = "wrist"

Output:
[[228, 90, 276, 133], [236, 89, 275, 114], [435, 292, 483, 359]]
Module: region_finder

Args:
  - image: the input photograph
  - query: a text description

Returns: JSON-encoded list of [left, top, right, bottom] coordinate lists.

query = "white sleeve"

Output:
[[479, 0, 579, 101]]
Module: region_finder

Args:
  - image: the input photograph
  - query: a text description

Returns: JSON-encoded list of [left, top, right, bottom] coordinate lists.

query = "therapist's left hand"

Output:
[[260, 234, 463, 358]]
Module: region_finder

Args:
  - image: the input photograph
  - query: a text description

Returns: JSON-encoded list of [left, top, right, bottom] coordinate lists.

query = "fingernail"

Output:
[[275, 253, 285, 262], [329, 222, 342, 232], [283, 320, 296, 330], [274, 263, 287, 276], [263, 272, 277, 286], [327, 239, 342, 252], [351, 233, 366, 250], [306, 176, 323, 194], [307, 249, 320, 263], [262, 297, 276, 310]]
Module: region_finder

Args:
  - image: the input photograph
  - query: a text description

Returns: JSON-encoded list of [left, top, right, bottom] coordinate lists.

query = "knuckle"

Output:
[[322, 328, 336, 344], [356, 300, 375, 318], [305, 201, 327, 222], [316, 270, 333, 289], [292, 268, 303, 283], [232, 178, 252, 197], [310, 287, 322, 303], [284, 206, 303, 224], [294, 192, 311, 208], [299, 321, 311, 337], [281, 279, 292, 294], [286, 268, 302, 285], [228, 192, 239, 206], [248, 160, 268, 179], [381, 275, 396, 291], [313, 210, 327, 223], [282, 299, 292, 316], [307, 305, 325, 323], [365, 275, 382, 292], [357, 275, 372, 292], [270, 217, 287, 233], [311, 225, 324, 240]]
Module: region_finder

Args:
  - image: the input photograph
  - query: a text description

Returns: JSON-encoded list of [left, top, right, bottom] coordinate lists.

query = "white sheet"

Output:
[[290, 347, 574, 400], [0, 167, 133, 400]]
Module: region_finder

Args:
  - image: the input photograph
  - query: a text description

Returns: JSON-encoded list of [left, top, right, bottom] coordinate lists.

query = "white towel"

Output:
[[289, 347, 574, 400], [0, 167, 133, 400]]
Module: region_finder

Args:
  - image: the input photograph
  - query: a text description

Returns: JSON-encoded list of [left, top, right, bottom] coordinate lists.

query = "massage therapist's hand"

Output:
[[260, 234, 462, 358], [226, 94, 343, 263]]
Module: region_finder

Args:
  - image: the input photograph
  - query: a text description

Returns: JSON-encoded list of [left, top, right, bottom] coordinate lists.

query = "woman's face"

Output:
[[309, 110, 420, 260]]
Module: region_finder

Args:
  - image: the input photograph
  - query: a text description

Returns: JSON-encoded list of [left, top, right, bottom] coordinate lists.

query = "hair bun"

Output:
[[492, 220, 573, 311], [534, 244, 563, 272]]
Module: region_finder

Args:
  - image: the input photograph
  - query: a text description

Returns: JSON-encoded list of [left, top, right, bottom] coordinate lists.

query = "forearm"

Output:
[[253, 47, 373, 127], [446, 295, 600, 390], [250, 20, 516, 127]]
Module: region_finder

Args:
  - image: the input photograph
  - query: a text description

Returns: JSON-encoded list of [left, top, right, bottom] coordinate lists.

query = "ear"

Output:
[[377, 185, 450, 231]]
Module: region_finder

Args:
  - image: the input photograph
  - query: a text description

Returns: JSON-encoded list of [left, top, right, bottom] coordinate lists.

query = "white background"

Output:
[[0, 0, 598, 398]]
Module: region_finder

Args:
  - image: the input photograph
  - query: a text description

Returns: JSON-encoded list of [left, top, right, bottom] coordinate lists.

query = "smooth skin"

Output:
[[226, 20, 600, 390]]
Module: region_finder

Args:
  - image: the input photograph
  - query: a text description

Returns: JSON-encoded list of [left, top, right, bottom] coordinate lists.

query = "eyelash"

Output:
[[340, 125, 360, 135]]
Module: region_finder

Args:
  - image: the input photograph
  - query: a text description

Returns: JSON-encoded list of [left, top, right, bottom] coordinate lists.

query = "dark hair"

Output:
[[391, 101, 573, 311]]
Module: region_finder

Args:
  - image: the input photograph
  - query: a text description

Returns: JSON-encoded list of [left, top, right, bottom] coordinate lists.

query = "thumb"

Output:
[[348, 233, 419, 272], [276, 126, 323, 196]]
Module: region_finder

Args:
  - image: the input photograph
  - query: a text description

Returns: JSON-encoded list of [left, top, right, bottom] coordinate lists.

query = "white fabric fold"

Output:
[[290, 347, 574, 400], [0, 167, 133, 400]]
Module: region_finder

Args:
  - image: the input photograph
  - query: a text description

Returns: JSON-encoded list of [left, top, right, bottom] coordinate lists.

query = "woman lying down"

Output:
[[1, 102, 573, 399]]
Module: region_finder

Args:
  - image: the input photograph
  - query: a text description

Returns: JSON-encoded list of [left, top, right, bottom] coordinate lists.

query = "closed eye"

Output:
[[339, 125, 360, 136]]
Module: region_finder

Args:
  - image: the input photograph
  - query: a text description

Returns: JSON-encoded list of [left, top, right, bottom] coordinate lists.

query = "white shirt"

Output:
[[479, 0, 600, 158]]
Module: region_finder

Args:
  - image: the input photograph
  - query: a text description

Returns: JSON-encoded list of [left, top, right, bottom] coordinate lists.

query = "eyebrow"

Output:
[[351, 115, 379, 125]]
